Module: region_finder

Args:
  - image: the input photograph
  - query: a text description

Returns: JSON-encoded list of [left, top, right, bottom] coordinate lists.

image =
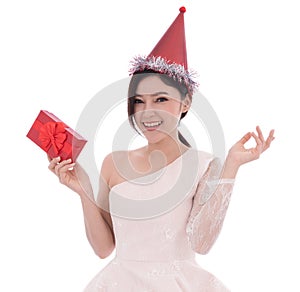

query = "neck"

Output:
[[145, 130, 189, 156]]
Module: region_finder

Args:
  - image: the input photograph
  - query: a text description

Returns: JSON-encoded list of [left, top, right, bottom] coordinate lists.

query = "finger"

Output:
[[54, 158, 73, 175], [239, 132, 252, 145], [256, 125, 265, 144], [57, 162, 76, 184], [264, 129, 275, 149], [48, 156, 61, 173], [251, 132, 263, 154], [58, 162, 76, 175]]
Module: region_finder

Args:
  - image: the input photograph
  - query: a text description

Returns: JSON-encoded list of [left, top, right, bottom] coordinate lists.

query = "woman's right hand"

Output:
[[48, 156, 93, 197]]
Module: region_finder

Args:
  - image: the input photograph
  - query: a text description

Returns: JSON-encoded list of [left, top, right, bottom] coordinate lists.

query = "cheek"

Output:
[[133, 110, 142, 120], [159, 111, 181, 128], [133, 104, 141, 112], [166, 103, 183, 118]]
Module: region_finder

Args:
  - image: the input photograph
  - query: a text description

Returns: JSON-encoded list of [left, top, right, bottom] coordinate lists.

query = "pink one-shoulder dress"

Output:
[[84, 148, 234, 291]]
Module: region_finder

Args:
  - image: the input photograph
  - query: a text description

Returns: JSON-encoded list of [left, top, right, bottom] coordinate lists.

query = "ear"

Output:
[[181, 94, 191, 113]]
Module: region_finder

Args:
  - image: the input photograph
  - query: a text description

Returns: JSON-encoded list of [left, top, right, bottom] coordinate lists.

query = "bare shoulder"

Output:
[[101, 150, 132, 189], [97, 151, 131, 239], [96, 150, 142, 242]]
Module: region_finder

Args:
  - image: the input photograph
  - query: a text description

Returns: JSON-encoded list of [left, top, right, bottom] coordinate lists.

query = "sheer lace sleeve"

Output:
[[186, 157, 235, 255]]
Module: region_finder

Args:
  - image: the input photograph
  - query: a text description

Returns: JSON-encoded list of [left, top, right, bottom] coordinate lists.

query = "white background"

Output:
[[1, 0, 299, 291]]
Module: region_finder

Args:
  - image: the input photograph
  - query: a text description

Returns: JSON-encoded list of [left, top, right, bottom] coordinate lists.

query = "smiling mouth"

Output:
[[142, 121, 163, 130]]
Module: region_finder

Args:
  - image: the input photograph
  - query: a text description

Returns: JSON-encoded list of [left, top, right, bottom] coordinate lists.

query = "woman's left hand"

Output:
[[226, 126, 275, 168]]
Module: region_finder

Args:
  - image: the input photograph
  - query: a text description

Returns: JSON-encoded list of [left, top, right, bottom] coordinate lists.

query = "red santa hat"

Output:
[[129, 6, 198, 95]]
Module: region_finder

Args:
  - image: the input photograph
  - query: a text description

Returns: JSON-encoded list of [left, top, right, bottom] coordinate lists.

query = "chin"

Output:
[[143, 132, 166, 144]]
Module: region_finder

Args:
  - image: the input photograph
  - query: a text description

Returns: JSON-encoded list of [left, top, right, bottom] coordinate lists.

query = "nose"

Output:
[[142, 101, 156, 118]]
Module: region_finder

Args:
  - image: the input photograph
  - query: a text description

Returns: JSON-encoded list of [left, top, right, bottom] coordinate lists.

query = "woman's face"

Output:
[[132, 75, 189, 144]]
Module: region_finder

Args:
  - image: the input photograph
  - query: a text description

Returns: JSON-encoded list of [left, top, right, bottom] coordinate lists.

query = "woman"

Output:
[[48, 7, 275, 291], [48, 70, 274, 291]]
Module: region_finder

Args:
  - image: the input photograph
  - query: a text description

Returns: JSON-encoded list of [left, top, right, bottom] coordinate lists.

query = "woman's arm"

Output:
[[186, 158, 235, 254], [48, 153, 115, 259], [186, 126, 275, 254], [80, 193, 115, 259], [79, 153, 116, 259]]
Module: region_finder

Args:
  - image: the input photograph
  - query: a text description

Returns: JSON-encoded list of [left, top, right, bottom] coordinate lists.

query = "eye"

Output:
[[156, 97, 168, 103], [133, 98, 143, 104]]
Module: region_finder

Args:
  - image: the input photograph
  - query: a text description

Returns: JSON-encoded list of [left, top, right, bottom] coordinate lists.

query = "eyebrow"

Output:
[[134, 91, 170, 98]]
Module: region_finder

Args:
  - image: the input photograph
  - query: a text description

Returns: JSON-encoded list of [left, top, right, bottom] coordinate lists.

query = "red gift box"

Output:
[[26, 110, 87, 161]]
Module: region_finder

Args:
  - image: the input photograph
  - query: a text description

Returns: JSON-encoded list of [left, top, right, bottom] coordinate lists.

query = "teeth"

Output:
[[143, 121, 162, 127]]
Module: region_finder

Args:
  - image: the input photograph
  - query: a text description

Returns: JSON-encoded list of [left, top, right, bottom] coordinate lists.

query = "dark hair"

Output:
[[127, 70, 192, 147]]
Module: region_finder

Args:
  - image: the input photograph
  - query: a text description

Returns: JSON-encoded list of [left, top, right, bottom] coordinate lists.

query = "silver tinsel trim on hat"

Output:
[[129, 55, 199, 95]]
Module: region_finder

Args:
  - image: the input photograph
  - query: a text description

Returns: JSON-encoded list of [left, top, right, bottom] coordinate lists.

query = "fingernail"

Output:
[[68, 163, 76, 170], [56, 156, 61, 161], [67, 158, 72, 163]]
